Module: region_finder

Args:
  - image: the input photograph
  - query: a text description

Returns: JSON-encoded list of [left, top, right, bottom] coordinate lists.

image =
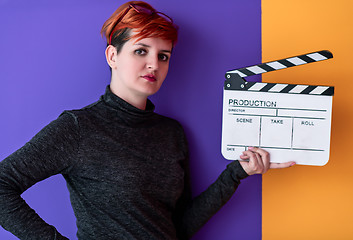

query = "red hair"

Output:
[[101, 1, 178, 46]]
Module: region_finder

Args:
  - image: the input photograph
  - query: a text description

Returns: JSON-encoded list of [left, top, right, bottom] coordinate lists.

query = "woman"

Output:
[[0, 1, 295, 239]]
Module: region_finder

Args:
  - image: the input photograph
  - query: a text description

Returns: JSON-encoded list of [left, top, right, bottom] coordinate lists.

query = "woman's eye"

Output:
[[135, 49, 147, 55], [159, 54, 169, 61]]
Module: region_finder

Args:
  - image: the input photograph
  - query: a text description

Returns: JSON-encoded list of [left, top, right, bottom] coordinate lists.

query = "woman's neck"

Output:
[[109, 82, 147, 110]]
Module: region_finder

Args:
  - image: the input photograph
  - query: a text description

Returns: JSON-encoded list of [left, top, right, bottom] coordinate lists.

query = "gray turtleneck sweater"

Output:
[[0, 86, 248, 240]]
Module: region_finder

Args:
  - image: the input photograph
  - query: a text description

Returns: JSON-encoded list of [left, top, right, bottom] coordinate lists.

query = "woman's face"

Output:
[[110, 34, 173, 102]]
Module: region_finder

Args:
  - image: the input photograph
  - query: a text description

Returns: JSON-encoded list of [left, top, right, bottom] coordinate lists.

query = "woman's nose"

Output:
[[146, 55, 159, 70]]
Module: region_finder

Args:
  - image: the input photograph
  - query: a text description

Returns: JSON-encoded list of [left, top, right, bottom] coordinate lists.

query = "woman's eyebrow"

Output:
[[135, 43, 171, 53]]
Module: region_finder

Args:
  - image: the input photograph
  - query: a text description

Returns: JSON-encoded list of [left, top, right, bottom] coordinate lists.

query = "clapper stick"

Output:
[[221, 50, 334, 165], [224, 50, 334, 96], [226, 50, 333, 78]]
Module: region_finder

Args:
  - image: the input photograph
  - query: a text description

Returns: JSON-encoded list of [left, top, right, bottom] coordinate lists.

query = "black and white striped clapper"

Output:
[[222, 50, 334, 166], [224, 50, 334, 96]]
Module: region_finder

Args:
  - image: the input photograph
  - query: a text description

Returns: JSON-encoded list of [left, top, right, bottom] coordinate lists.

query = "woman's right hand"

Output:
[[239, 147, 296, 175]]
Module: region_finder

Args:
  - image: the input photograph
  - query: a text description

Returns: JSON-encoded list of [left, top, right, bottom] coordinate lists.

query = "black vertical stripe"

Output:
[[280, 84, 296, 93], [244, 82, 257, 90], [318, 50, 333, 59], [278, 60, 296, 67], [298, 55, 316, 63], [321, 87, 335, 96], [258, 63, 276, 72], [301, 85, 316, 94], [238, 68, 256, 77], [259, 83, 276, 92]]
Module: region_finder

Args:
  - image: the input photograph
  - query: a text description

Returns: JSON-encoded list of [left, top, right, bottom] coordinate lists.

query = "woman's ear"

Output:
[[105, 45, 118, 69]]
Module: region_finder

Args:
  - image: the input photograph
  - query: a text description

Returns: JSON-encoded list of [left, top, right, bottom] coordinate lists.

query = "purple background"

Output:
[[0, 0, 261, 239]]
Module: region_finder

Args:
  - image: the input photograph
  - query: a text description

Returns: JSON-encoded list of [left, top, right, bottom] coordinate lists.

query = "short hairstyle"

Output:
[[101, 1, 178, 53]]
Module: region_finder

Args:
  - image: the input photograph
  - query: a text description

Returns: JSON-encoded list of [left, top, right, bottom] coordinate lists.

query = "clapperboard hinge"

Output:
[[224, 50, 334, 96]]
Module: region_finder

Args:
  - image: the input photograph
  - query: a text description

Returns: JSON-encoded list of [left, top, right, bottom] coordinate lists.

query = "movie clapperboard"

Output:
[[221, 50, 334, 166]]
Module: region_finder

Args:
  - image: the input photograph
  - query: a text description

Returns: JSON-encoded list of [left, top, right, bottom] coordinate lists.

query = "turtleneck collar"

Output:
[[102, 85, 156, 125]]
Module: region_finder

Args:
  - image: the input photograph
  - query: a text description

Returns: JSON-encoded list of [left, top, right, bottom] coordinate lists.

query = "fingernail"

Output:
[[291, 162, 296, 167], [248, 146, 254, 150]]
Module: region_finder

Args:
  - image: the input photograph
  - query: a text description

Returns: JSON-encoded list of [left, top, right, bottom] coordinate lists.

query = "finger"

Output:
[[270, 161, 296, 169], [242, 150, 256, 161], [254, 152, 265, 173], [249, 147, 270, 172], [249, 147, 270, 161], [239, 150, 257, 175], [242, 150, 257, 167], [244, 150, 264, 174], [239, 155, 250, 160], [261, 154, 271, 173], [240, 151, 251, 160]]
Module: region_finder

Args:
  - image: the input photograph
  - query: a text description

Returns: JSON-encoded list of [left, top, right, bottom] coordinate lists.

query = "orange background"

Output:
[[262, 0, 353, 239]]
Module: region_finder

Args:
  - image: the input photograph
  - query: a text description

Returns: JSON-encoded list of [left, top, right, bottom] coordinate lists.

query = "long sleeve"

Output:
[[172, 125, 248, 239], [181, 160, 248, 239], [0, 112, 80, 240]]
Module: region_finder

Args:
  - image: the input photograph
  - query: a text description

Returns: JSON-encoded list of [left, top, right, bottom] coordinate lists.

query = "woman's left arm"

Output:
[[175, 147, 295, 239]]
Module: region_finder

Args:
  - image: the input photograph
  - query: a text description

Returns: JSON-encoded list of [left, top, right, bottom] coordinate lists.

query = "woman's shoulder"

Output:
[[59, 98, 104, 121], [154, 112, 184, 128]]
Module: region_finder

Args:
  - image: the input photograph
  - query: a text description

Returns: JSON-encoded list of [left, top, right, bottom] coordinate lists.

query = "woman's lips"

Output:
[[142, 74, 156, 82]]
